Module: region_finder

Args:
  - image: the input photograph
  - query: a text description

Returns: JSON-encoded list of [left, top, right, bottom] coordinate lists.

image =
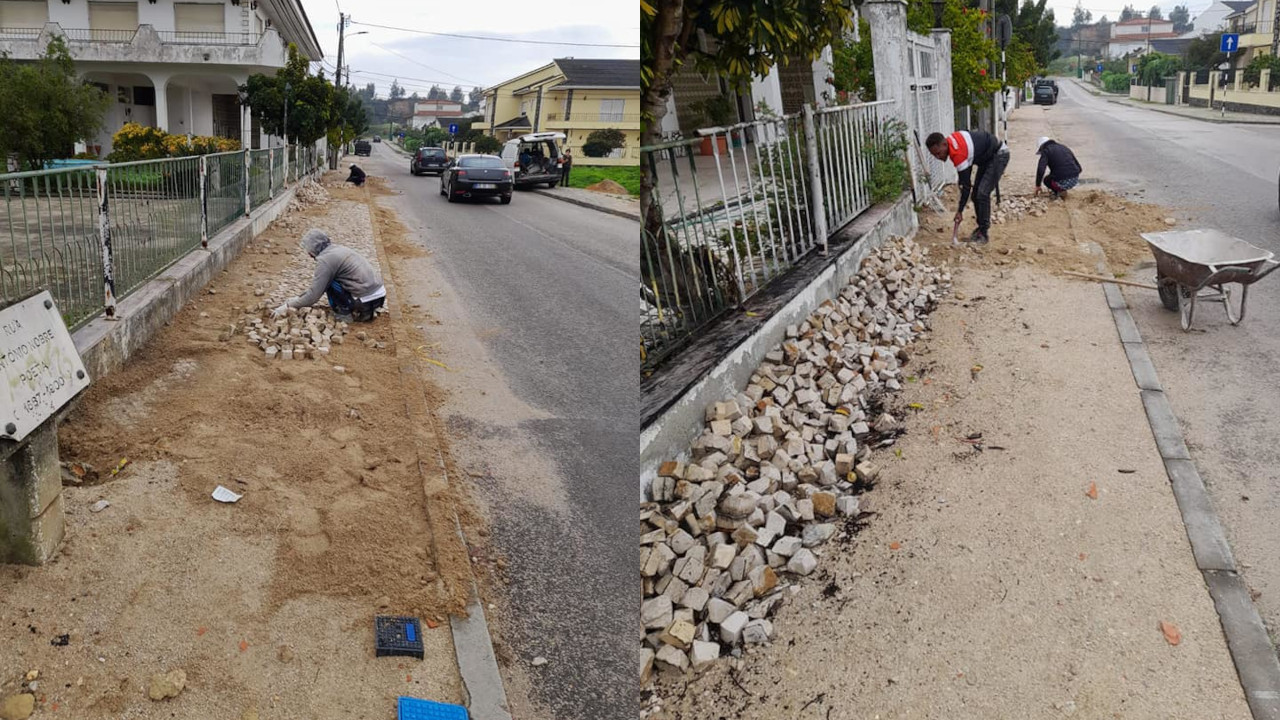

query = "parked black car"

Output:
[[440, 154, 513, 204], [354, 139, 372, 156], [1033, 80, 1057, 105], [373, 135, 381, 143], [411, 147, 450, 176]]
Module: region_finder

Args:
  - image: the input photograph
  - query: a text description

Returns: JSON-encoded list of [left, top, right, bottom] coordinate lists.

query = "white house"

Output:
[[0, 0, 322, 157], [1105, 17, 1180, 58], [409, 99, 464, 131], [1193, 0, 1254, 33]]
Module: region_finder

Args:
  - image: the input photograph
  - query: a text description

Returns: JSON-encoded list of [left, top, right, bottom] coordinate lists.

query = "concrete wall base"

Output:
[[0, 423, 65, 565], [639, 193, 918, 493]]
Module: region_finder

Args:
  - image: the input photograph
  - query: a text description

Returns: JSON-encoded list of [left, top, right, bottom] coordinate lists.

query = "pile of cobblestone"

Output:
[[991, 194, 1049, 225], [641, 237, 950, 679]]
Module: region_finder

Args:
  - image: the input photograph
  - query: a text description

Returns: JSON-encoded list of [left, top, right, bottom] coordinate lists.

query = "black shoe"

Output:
[[972, 230, 989, 245]]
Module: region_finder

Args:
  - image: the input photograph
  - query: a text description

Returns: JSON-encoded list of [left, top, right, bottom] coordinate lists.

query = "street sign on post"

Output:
[[1096, 63, 1104, 72], [1221, 33, 1239, 53], [448, 123, 458, 135]]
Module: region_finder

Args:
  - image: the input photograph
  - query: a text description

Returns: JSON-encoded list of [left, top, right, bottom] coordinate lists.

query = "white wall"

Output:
[[750, 67, 784, 118], [812, 45, 835, 108], [41, 0, 274, 39]]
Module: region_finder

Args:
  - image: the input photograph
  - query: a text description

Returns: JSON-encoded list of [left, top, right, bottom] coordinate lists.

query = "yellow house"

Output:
[[482, 58, 639, 166]]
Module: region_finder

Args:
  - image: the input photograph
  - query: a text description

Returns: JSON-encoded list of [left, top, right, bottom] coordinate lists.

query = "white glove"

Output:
[[271, 302, 289, 318]]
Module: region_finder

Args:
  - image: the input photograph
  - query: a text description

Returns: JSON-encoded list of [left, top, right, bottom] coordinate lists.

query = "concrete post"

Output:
[[0, 422, 65, 565], [1261, 68, 1272, 93], [244, 149, 252, 217], [932, 29, 955, 133], [1176, 71, 1187, 104], [863, 0, 921, 198], [95, 168, 116, 320], [801, 105, 829, 255], [1235, 71, 1244, 92], [153, 77, 170, 132], [199, 155, 208, 248]]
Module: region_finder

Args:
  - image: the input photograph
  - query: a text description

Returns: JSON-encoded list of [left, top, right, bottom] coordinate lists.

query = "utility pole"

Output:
[[331, 13, 347, 169]]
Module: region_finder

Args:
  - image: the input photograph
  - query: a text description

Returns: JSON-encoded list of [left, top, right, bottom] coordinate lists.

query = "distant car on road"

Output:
[[1033, 80, 1058, 105], [440, 154, 513, 204], [354, 139, 371, 156], [411, 147, 450, 176], [373, 135, 381, 143], [499, 131, 566, 189]]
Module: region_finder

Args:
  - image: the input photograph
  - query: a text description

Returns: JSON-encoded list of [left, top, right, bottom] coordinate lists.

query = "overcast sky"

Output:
[[1043, 0, 1215, 25], [297, 0, 638, 99]]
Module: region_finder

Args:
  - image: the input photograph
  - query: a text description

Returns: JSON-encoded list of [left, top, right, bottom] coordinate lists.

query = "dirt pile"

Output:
[[917, 186, 1175, 276], [642, 237, 950, 683]]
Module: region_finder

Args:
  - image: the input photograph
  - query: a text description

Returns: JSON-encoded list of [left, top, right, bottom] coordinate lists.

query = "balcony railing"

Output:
[[0, 25, 261, 46], [155, 30, 260, 45], [544, 112, 641, 124]]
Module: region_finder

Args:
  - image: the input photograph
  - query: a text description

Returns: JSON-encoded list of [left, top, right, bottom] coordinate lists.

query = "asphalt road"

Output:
[[1043, 84, 1280, 651], [354, 144, 637, 719]]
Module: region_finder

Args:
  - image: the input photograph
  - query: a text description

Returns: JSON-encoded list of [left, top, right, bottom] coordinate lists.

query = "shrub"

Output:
[[107, 122, 240, 162], [472, 135, 502, 154], [582, 128, 626, 158], [1100, 71, 1131, 93], [864, 119, 910, 204]]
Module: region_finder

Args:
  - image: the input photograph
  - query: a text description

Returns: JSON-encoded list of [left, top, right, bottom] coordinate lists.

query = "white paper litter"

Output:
[[211, 485, 243, 503], [89, 500, 110, 513]]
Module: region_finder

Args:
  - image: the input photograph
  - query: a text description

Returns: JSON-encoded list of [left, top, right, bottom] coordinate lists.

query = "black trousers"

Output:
[[972, 149, 1010, 232]]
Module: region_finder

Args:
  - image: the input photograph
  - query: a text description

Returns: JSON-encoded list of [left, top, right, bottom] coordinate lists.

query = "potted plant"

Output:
[[687, 95, 737, 155]]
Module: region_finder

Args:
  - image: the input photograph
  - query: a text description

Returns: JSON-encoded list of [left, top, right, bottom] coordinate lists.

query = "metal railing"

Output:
[[0, 144, 320, 330], [0, 27, 43, 39], [155, 30, 260, 45], [62, 28, 135, 42], [271, 148, 285, 194], [248, 149, 272, 208], [641, 100, 905, 370], [546, 112, 642, 124]]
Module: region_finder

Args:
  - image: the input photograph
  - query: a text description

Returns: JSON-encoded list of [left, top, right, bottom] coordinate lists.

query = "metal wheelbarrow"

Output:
[[1142, 229, 1280, 331]]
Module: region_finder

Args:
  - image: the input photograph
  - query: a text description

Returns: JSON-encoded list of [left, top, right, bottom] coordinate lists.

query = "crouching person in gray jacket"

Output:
[[272, 228, 386, 322]]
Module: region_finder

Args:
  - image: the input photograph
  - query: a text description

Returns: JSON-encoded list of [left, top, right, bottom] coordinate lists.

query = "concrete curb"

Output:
[[1100, 279, 1280, 720], [529, 187, 640, 221], [363, 188, 513, 720], [1100, 96, 1280, 126]]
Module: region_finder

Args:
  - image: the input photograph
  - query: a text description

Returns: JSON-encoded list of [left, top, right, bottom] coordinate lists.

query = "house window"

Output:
[[88, 2, 139, 38], [0, 1, 48, 28], [174, 4, 225, 34], [1140, 25, 1148, 31], [600, 98, 625, 122]]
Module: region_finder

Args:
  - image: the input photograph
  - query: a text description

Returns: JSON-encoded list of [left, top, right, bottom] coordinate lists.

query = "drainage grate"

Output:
[[376, 616, 425, 659]]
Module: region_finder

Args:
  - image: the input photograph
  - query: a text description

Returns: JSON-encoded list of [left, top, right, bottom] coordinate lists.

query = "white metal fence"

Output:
[[907, 32, 953, 198], [641, 100, 904, 369]]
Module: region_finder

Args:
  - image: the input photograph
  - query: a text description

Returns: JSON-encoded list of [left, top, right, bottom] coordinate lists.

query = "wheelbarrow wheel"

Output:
[[1178, 285, 1196, 331], [1224, 283, 1248, 325], [1157, 275, 1179, 311]]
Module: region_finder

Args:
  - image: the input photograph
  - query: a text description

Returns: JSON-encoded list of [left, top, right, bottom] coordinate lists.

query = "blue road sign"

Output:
[[1096, 63, 1104, 72], [1131, 63, 1139, 72], [448, 123, 459, 135], [1221, 33, 1239, 52]]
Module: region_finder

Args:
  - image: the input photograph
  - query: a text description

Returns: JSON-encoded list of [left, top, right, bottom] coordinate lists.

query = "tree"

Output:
[[472, 135, 502, 154], [1186, 32, 1227, 69], [0, 37, 111, 168], [357, 82, 377, 101], [427, 85, 445, 100], [1120, 5, 1137, 21], [1137, 50, 1180, 84], [467, 87, 484, 112], [1148, 5, 1163, 20], [449, 85, 464, 104], [1073, 1, 1093, 28], [991, 0, 1059, 68], [832, 17, 876, 101], [582, 128, 626, 157], [1169, 4, 1192, 32], [389, 79, 405, 99], [241, 43, 336, 144], [641, 0, 855, 310], [908, 0, 1002, 107]]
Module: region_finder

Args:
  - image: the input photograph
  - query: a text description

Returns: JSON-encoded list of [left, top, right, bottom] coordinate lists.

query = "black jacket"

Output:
[[1035, 141, 1082, 187]]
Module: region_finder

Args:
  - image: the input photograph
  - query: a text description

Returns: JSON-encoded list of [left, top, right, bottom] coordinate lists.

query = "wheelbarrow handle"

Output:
[[1252, 258, 1280, 282]]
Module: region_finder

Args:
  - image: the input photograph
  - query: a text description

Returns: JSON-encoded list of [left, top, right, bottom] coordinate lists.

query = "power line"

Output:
[[346, 68, 482, 89], [365, 40, 482, 85], [348, 20, 639, 47]]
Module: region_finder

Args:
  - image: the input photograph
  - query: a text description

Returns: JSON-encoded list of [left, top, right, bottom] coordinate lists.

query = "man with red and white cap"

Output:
[[1033, 136, 1082, 200], [926, 129, 1010, 245]]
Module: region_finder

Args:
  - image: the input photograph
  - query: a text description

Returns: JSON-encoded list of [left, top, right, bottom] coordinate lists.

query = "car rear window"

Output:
[[422, 149, 446, 158], [459, 156, 505, 168]]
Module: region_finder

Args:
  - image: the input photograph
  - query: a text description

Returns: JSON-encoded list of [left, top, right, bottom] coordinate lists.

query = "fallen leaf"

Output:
[[889, 542, 901, 550], [425, 619, 439, 629], [923, 378, 933, 385], [196, 627, 208, 636], [1078, 553, 1087, 561], [745, 311, 760, 317], [239, 640, 249, 652], [1086, 482, 1098, 500], [1159, 620, 1181, 646], [406, 674, 413, 682], [51, 703, 59, 711], [907, 403, 924, 410]]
